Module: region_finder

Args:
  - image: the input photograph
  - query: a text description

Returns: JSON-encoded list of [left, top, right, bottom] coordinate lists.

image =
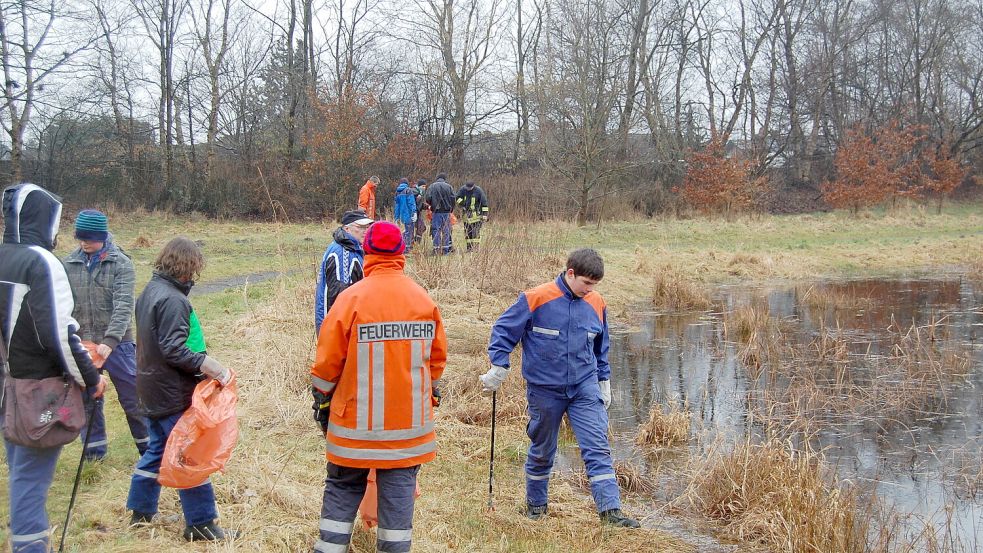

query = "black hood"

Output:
[[2, 183, 63, 250]]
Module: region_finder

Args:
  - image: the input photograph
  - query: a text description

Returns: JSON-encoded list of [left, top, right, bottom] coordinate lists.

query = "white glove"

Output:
[[479, 365, 509, 394], [411, 213, 418, 223], [96, 343, 113, 359], [599, 380, 611, 410], [201, 355, 232, 386]]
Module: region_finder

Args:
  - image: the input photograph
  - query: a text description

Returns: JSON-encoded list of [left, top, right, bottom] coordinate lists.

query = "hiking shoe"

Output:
[[182, 521, 239, 541], [129, 511, 154, 526], [526, 504, 548, 520], [599, 509, 640, 528]]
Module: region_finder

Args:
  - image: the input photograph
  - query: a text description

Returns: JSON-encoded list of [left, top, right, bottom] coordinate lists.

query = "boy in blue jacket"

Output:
[[480, 248, 640, 527]]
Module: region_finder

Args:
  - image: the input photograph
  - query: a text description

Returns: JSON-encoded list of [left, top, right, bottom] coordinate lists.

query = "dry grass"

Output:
[[724, 304, 785, 379], [636, 402, 691, 448], [743, 314, 974, 442], [651, 264, 712, 311], [810, 323, 851, 367], [798, 284, 875, 312], [7, 209, 983, 552], [681, 439, 867, 552], [129, 234, 154, 249], [569, 460, 657, 496]]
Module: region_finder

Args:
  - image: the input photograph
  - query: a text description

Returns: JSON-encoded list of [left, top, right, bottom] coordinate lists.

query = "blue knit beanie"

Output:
[[74, 209, 109, 241]]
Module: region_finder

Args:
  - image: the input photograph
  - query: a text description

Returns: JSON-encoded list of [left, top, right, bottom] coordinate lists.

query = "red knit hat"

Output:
[[363, 221, 405, 255]]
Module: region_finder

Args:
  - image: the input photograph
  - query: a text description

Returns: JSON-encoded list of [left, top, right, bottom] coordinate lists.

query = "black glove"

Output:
[[312, 388, 331, 434], [432, 384, 442, 408]]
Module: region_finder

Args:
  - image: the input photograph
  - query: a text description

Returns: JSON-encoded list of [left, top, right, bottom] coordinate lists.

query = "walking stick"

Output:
[[58, 396, 102, 553], [487, 391, 497, 512]]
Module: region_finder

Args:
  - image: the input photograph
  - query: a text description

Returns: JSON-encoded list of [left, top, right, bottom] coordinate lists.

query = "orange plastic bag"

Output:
[[358, 469, 422, 529], [81, 340, 106, 369], [158, 374, 239, 489]]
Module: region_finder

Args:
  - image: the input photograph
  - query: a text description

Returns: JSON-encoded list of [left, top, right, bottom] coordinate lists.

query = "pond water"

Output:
[[565, 278, 983, 549]]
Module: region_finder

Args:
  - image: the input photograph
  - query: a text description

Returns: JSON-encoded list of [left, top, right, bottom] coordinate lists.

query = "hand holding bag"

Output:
[[158, 372, 239, 489], [1, 337, 86, 448]]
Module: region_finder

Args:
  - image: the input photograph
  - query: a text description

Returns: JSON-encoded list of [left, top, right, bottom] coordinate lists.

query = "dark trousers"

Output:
[[400, 221, 415, 252], [316, 463, 419, 553], [80, 341, 149, 459], [463, 220, 482, 251], [430, 212, 453, 255]]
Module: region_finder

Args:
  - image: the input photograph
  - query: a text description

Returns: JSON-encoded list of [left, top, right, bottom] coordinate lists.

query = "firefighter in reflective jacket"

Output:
[[311, 221, 448, 553], [454, 180, 488, 252]]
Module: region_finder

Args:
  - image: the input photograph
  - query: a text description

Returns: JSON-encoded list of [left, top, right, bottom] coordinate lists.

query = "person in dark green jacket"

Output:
[[125, 236, 237, 542], [63, 209, 148, 459]]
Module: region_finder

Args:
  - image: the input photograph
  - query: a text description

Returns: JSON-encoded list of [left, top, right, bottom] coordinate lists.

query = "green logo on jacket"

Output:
[[186, 309, 207, 353]]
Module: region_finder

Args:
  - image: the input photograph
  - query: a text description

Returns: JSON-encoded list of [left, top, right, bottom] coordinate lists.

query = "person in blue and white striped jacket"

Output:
[[314, 210, 373, 334]]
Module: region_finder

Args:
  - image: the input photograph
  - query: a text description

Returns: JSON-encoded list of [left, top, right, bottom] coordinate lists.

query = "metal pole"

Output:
[[58, 396, 101, 553], [487, 391, 497, 511]]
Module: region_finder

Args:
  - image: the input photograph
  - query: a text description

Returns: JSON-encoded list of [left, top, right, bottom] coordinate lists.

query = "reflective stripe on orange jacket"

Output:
[[311, 254, 447, 469]]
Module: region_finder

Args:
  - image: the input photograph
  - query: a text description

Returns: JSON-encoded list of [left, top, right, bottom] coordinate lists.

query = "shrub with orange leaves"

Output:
[[382, 132, 437, 182], [680, 139, 766, 217], [301, 91, 385, 212], [922, 151, 969, 213], [821, 121, 921, 213]]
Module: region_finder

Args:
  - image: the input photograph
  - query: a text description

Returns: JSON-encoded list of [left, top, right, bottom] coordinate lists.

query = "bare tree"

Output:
[[402, 0, 504, 162], [190, 0, 238, 182], [533, 0, 633, 224], [131, 0, 188, 203], [1, 0, 95, 180]]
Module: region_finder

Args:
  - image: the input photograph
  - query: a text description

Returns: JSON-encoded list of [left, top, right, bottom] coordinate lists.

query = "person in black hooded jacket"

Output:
[[0, 183, 106, 553], [125, 236, 237, 542]]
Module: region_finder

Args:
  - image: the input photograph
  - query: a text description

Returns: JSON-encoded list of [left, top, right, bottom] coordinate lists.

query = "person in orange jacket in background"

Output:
[[357, 176, 380, 219], [310, 221, 447, 553]]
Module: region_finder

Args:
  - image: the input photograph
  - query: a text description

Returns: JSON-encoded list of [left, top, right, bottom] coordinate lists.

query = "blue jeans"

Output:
[[125, 411, 217, 526], [430, 212, 453, 254], [401, 221, 415, 252], [524, 381, 621, 512], [3, 436, 62, 552], [80, 341, 149, 458], [317, 464, 419, 553]]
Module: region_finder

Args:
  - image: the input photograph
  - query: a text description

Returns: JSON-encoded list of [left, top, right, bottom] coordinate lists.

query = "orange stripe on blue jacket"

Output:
[[488, 273, 610, 388]]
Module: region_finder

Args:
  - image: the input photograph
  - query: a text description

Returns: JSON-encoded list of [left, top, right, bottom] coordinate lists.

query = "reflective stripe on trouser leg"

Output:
[[376, 466, 419, 553], [317, 463, 369, 553], [4, 439, 61, 553], [567, 381, 621, 512], [80, 394, 108, 458], [126, 412, 219, 525], [524, 386, 567, 507], [464, 221, 481, 249]]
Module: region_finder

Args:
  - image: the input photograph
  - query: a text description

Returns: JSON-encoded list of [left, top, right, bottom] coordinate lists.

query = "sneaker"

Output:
[[599, 509, 640, 528], [526, 504, 548, 520], [182, 521, 239, 541], [129, 512, 155, 526]]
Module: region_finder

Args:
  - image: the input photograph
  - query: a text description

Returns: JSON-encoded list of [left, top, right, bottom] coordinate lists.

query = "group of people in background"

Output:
[[357, 172, 489, 255]]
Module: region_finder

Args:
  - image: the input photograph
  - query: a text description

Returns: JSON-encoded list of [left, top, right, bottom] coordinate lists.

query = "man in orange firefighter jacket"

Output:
[[310, 220, 448, 553]]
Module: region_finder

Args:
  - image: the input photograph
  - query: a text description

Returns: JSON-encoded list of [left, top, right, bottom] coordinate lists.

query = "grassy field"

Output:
[[2, 203, 982, 552]]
